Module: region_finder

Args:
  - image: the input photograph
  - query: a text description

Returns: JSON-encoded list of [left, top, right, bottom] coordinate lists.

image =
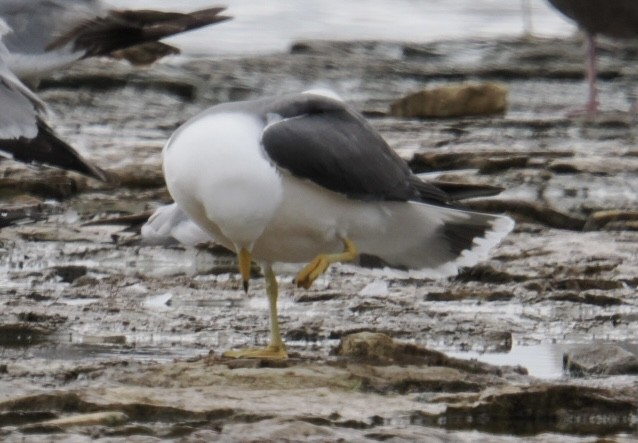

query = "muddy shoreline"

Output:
[[1, 36, 637, 442]]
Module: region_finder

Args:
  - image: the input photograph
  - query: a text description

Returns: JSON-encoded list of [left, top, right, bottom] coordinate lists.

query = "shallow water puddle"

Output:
[[448, 342, 571, 378], [449, 341, 638, 379], [0, 325, 50, 348]]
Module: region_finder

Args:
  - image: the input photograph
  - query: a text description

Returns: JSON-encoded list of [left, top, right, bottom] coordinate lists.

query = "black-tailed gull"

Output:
[[162, 90, 515, 359]]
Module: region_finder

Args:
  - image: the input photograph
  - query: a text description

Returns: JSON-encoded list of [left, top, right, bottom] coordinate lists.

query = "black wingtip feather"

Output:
[[46, 7, 232, 58], [441, 220, 491, 257], [1, 120, 111, 183]]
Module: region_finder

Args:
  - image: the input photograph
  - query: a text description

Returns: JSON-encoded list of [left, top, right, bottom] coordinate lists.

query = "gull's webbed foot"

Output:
[[296, 255, 331, 289], [295, 238, 358, 289], [223, 343, 288, 360]]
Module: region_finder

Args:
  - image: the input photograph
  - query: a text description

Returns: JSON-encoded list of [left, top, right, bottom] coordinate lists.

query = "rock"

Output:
[[443, 384, 637, 435], [72, 275, 100, 287], [408, 149, 572, 173], [16, 312, 67, 324], [334, 332, 521, 375], [549, 156, 638, 175], [49, 265, 88, 283], [563, 344, 638, 376], [0, 172, 86, 200], [464, 199, 586, 231], [82, 335, 127, 345], [111, 164, 165, 189], [219, 418, 349, 442], [425, 289, 514, 302], [389, 82, 507, 118], [284, 324, 321, 342], [602, 220, 638, 231], [348, 364, 484, 394], [549, 291, 623, 307], [335, 332, 397, 362], [24, 411, 129, 430], [39, 64, 200, 100], [478, 156, 529, 173], [0, 411, 57, 427], [408, 151, 483, 171], [455, 263, 527, 284], [584, 210, 638, 231], [110, 42, 180, 66], [294, 291, 341, 303], [551, 279, 624, 291]]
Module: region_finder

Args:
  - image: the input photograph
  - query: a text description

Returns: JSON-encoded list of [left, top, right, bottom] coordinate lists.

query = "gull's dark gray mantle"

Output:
[[191, 93, 452, 205]]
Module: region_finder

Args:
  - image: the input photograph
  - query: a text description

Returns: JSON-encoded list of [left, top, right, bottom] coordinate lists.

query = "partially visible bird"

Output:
[[0, 18, 108, 181], [141, 202, 211, 246], [521, 0, 534, 39], [0, 0, 231, 83], [162, 90, 514, 360], [547, 0, 638, 114]]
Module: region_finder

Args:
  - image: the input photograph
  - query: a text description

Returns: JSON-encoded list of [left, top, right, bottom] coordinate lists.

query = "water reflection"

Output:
[[106, 0, 574, 56], [450, 342, 638, 379], [449, 342, 571, 379]]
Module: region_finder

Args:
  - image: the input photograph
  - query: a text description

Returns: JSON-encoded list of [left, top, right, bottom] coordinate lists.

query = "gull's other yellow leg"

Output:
[[295, 238, 358, 289], [264, 264, 287, 357], [224, 263, 288, 360]]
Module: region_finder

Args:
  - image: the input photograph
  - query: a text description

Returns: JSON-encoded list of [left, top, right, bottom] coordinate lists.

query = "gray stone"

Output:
[[389, 82, 508, 118], [563, 344, 638, 376]]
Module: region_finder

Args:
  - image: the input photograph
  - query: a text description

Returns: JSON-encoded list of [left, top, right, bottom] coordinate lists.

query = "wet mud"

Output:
[[0, 36, 637, 441]]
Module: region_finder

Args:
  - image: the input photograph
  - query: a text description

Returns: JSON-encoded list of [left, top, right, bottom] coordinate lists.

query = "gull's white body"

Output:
[[164, 112, 283, 254]]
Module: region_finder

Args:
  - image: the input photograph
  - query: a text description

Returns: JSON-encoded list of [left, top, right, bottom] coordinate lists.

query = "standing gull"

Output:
[[547, 0, 638, 114], [0, 0, 230, 83], [0, 19, 107, 181], [162, 91, 514, 360]]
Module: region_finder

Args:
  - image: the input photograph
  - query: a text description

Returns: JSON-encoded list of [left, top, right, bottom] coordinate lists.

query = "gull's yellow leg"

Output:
[[238, 247, 252, 293], [295, 238, 358, 289], [224, 264, 288, 360]]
